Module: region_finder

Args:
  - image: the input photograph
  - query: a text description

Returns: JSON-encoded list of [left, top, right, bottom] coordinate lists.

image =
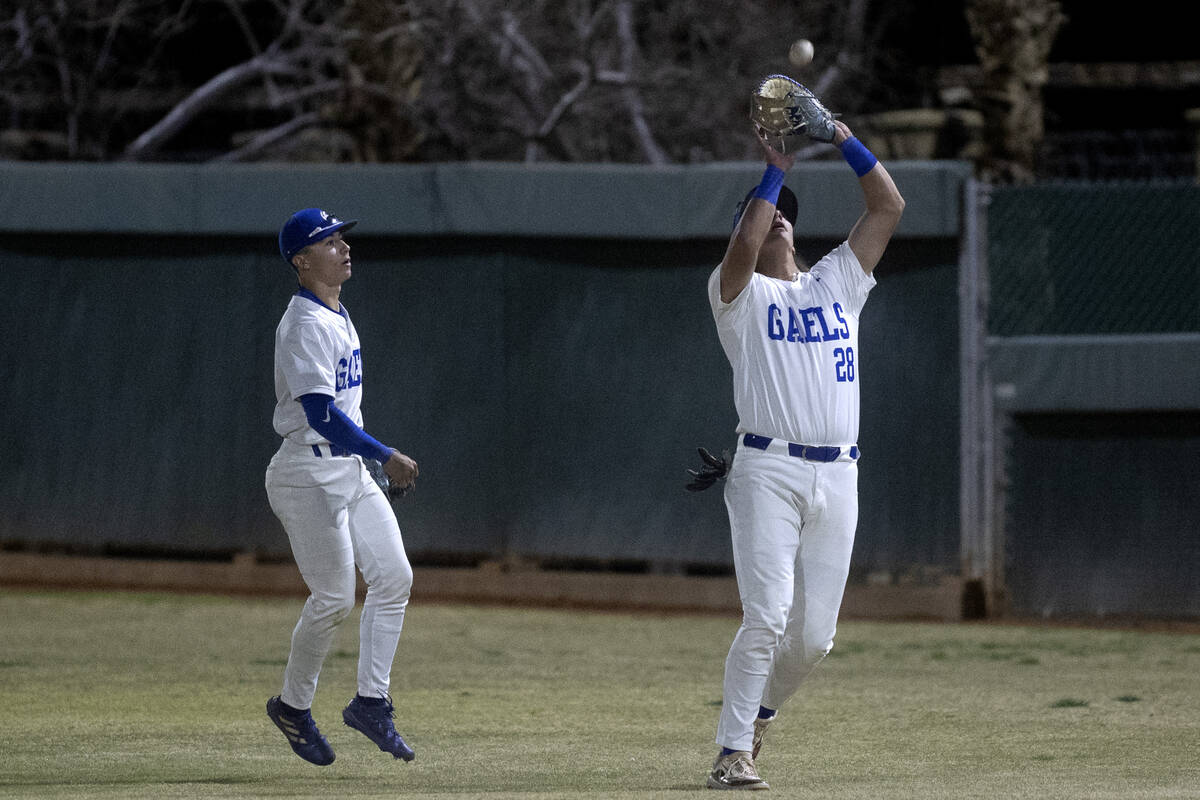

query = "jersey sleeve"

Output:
[[278, 321, 340, 399], [810, 241, 876, 315], [300, 394, 393, 463], [708, 265, 761, 330]]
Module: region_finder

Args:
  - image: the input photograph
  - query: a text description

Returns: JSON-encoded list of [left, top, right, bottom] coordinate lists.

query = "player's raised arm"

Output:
[[834, 120, 905, 275], [719, 133, 795, 303]]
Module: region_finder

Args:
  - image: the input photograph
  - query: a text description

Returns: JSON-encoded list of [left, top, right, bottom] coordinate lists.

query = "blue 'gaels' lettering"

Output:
[[813, 306, 841, 341], [767, 304, 785, 341], [787, 308, 803, 342], [832, 303, 850, 339], [766, 303, 850, 344], [802, 308, 822, 342], [336, 348, 363, 391]]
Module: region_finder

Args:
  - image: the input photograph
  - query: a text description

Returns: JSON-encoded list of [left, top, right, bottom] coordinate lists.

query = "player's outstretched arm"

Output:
[[833, 121, 905, 275], [719, 131, 795, 302]]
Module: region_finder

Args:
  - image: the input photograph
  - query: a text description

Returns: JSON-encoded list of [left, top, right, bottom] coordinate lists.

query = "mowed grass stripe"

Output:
[[0, 589, 1196, 799]]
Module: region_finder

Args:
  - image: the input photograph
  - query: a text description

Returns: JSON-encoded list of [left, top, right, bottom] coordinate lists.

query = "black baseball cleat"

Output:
[[343, 694, 415, 761], [266, 696, 335, 766]]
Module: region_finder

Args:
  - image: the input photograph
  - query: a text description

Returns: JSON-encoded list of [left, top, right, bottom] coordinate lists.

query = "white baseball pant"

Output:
[[715, 442, 858, 752], [265, 438, 413, 710]]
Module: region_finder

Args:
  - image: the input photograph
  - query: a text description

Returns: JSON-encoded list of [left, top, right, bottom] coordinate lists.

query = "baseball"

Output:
[[788, 38, 814, 67]]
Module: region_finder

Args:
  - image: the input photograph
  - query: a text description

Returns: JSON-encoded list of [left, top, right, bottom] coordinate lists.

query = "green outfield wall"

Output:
[[0, 160, 965, 581], [3, 161, 1195, 618]]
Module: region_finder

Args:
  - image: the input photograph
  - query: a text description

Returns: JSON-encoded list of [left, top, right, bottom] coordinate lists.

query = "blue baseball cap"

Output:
[[278, 208, 358, 265]]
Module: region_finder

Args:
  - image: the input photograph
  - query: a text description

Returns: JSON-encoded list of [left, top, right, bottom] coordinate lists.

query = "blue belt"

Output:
[[311, 443, 353, 458], [743, 433, 858, 462]]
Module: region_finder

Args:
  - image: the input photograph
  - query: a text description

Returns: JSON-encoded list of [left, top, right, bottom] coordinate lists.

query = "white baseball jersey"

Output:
[[265, 285, 410, 710], [707, 241, 875, 446], [272, 290, 365, 445]]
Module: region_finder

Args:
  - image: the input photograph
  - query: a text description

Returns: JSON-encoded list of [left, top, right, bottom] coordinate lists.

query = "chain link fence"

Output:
[[968, 180, 1200, 619], [987, 181, 1200, 336], [1037, 129, 1195, 181]]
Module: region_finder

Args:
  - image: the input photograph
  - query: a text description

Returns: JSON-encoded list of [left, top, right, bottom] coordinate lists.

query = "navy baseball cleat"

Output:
[[342, 694, 415, 761], [266, 696, 335, 766]]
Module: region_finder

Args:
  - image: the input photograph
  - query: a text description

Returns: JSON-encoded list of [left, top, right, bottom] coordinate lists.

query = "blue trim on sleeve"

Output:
[[299, 393, 393, 463]]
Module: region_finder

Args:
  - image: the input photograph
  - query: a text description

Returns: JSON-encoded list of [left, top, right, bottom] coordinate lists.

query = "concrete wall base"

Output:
[[0, 552, 964, 621]]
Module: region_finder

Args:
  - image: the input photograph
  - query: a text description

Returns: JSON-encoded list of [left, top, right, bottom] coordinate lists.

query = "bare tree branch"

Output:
[[123, 53, 303, 160], [1, 0, 901, 163], [213, 111, 321, 162], [535, 68, 592, 141], [88, 0, 136, 81], [613, 1, 666, 164], [499, 9, 554, 82], [220, 0, 265, 57]]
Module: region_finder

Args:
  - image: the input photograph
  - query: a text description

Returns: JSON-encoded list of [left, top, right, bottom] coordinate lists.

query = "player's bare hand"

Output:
[[755, 127, 795, 172], [384, 450, 418, 489], [832, 120, 852, 147]]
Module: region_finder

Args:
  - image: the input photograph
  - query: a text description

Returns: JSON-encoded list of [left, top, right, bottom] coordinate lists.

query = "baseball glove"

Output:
[[685, 447, 733, 492], [751, 74, 836, 151], [366, 458, 410, 499]]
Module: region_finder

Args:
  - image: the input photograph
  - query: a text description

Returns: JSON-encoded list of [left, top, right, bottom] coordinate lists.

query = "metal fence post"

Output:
[[959, 178, 1000, 617]]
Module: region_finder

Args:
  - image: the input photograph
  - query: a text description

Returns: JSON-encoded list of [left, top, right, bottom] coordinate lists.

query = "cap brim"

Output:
[[295, 219, 357, 256], [318, 219, 357, 240], [777, 186, 798, 227], [733, 185, 798, 229]]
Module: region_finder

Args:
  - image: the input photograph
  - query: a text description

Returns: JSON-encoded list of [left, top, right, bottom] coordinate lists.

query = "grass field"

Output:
[[0, 589, 1197, 799]]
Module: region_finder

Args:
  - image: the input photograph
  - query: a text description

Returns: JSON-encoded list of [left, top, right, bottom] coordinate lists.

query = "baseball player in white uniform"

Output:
[[703, 121, 904, 790], [264, 208, 420, 766]]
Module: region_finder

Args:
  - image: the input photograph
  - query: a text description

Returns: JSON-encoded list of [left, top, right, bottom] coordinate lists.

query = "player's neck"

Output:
[[756, 239, 801, 282], [300, 279, 342, 312], [756, 255, 800, 283]]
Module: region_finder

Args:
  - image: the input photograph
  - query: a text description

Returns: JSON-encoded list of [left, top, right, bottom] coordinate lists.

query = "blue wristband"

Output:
[[752, 164, 786, 205], [840, 137, 878, 177]]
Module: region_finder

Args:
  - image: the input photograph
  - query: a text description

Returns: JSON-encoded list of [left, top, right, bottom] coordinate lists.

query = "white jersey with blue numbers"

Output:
[[272, 291, 365, 444], [707, 241, 875, 446]]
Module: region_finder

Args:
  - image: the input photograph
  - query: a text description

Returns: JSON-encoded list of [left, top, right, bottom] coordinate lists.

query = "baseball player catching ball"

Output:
[[264, 208, 419, 766], [700, 120, 904, 789]]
